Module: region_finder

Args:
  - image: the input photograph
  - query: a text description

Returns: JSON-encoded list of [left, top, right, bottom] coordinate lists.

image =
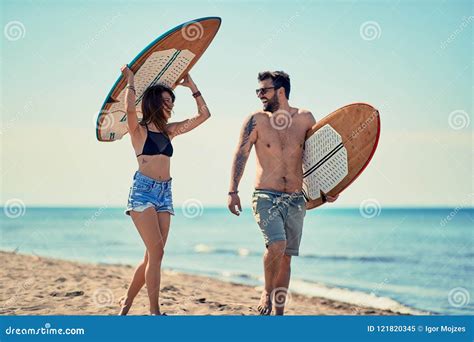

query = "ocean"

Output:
[[1, 206, 472, 315]]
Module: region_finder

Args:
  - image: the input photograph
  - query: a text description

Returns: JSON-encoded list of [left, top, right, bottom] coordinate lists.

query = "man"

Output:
[[227, 71, 338, 315]]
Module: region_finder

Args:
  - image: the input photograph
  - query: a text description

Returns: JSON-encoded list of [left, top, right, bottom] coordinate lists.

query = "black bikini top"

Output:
[[136, 123, 173, 158]]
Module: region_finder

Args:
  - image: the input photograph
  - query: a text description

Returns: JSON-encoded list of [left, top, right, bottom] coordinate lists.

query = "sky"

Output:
[[1, 0, 472, 208]]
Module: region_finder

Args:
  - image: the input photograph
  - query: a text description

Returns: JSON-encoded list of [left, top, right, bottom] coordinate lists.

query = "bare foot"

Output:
[[118, 297, 132, 316], [273, 288, 288, 315], [257, 290, 272, 315]]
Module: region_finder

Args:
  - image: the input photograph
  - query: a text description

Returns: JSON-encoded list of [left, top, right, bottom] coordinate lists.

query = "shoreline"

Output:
[[0, 251, 407, 315], [162, 266, 424, 315]]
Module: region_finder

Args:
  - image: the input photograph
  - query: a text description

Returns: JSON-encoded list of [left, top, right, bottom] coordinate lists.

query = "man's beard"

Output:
[[263, 93, 279, 113]]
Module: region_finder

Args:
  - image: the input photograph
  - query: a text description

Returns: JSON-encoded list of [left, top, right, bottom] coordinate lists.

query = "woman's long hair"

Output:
[[140, 84, 175, 135]]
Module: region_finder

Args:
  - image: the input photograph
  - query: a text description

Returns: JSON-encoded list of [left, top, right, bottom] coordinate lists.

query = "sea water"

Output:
[[1, 207, 472, 315]]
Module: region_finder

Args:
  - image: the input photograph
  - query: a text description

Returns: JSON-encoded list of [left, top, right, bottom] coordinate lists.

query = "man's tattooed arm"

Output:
[[229, 114, 257, 192]]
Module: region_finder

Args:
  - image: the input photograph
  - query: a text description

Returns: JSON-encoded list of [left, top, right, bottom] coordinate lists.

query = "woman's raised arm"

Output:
[[120, 65, 140, 135], [168, 74, 211, 138]]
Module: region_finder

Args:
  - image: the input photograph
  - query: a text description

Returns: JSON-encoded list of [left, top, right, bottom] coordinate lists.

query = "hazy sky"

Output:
[[1, 0, 472, 208]]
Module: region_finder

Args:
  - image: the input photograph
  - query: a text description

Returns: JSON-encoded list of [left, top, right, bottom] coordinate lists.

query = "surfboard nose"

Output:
[[96, 17, 222, 142]]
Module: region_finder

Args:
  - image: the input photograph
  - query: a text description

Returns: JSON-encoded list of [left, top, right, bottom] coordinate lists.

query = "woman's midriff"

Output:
[[137, 155, 171, 181]]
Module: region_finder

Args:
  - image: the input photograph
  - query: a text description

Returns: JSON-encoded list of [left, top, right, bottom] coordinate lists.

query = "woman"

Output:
[[119, 65, 211, 315]]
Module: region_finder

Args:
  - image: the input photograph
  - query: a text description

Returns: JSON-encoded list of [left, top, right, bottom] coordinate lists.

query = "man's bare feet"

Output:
[[257, 290, 272, 315], [118, 297, 133, 316], [273, 288, 289, 315]]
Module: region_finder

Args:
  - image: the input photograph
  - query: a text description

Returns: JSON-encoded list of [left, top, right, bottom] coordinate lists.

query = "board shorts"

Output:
[[251, 189, 306, 256], [125, 171, 174, 216]]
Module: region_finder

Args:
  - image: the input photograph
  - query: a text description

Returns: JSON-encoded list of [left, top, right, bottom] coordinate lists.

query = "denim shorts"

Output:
[[252, 189, 306, 256], [125, 171, 174, 216]]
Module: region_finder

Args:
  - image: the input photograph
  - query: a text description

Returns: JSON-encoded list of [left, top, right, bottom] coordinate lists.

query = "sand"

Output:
[[0, 251, 402, 316]]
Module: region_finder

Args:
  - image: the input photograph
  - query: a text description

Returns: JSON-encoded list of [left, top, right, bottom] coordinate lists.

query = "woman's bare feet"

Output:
[[257, 290, 272, 315], [118, 296, 133, 315]]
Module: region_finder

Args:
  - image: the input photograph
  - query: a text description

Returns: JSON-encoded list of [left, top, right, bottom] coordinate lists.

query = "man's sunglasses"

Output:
[[255, 86, 276, 96]]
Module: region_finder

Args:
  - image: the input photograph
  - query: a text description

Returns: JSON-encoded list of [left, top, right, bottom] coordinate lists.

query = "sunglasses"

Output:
[[255, 86, 276, 96]]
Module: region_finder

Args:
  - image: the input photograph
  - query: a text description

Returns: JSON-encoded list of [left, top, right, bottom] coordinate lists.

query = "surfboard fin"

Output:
[[320, 190, 328, 203]]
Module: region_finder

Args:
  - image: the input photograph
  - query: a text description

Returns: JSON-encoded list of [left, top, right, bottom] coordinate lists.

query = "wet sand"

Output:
[[0, 251, 402, 316]]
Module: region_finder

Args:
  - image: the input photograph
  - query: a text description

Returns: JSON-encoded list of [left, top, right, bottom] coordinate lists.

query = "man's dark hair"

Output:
[[257, 71, 291, 99]]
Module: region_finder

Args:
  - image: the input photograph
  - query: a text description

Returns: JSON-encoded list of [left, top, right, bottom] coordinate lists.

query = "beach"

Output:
[[0, 251, 401, 316], [1, 207, 472, 315]]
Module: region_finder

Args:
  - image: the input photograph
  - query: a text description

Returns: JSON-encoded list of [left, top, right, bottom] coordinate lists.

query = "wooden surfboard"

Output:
[[96, 17, 221, 142], [303, 103, 381, 209]]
